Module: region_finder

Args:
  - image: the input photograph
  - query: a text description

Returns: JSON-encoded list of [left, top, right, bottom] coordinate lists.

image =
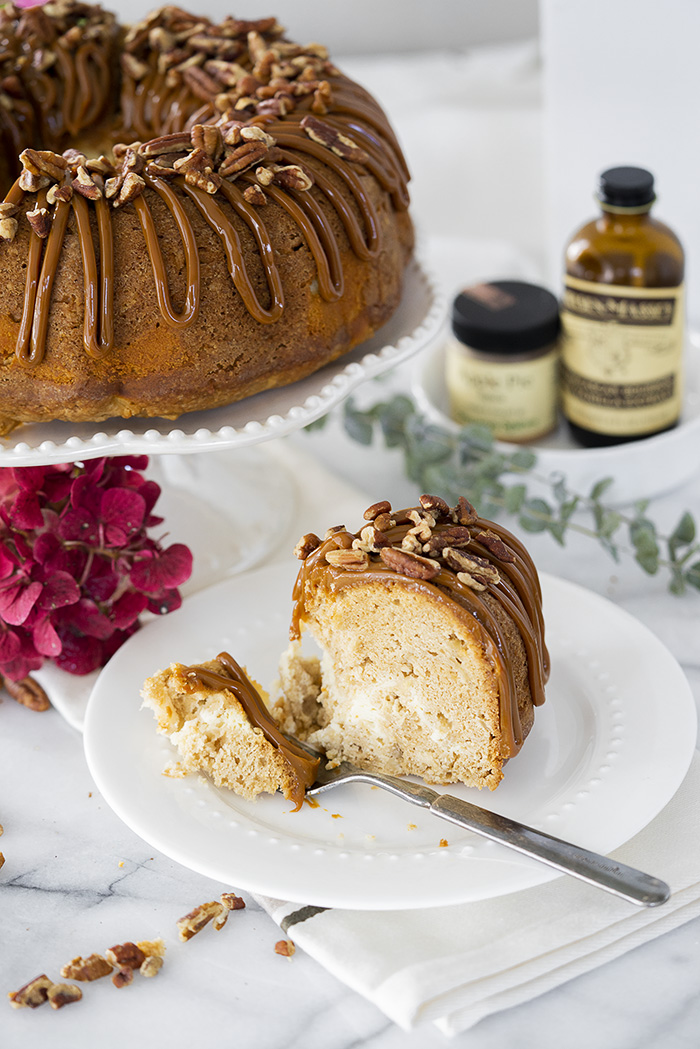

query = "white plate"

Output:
[[84, 562, 696, 910], [412, 236, 700, 504], [0, 257, 444, 466]]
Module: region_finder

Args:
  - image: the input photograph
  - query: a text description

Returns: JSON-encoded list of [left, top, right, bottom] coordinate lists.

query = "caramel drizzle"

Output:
[[5, 68, 409, 365], [184, 651, 319, 811], [292, 515, 549, 758]]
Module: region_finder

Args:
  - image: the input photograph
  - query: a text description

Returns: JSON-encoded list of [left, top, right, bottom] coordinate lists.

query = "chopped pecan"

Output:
[[324, 524, 346, 538], [145, 156, 183, 179], [105, 942, 146, 970], [18, 171, 50, 193], [274, 939, 296, 957], [0, 217, 18, 243], [254, 165, 275, 187], [379, 547, 441, 580], [271, 164, 313, 191], [219, 141, 267, 179], [205, 59, 248, 86], [140, 132, 192, 158], [453, 496, 479, 526], [0, 202, 19, 218], [220, 893, 246, 911], [188, 33, 242, 59], [46, 183, 73, 206], [373, 512, 395, 533], [47, 983, 82, 1009], [114, 171, 146, 207], [60, 954, 112, 982], [136, 938, 166, 958], [364, 500, 392, 521], [72, 166, 102, 200], [148, 25, 176, 52], [112, 967, 133, 989], [0, 852, 4, 870], [191, 123, 223, 162], [139, 956, 163, 978], [400, 532, 423, 554], [183, 64, 221, 101], [294, 533, 321, 560], [352, 525, 388, 554], [20, 147, 67, 182], [419, 494, 450, 517], [325, 548, 369, 571], [444, 547, 501, 586], [8, 974, 53, 1008], [311, 80, 332, 115], [86, 155, 115, 177], [121, 52, 149, 80], [456, 571, 486, 592], [475, 530, 516, 563], [422, 526, 472, 555], [26, 205, 51, 238], [256, 96, 293, 118], [243, 184, 267, 205], [2, 675, 49, 711], [300, 115, 369, 164], [240, 125, 276, 148], [177, 900, 225, 941]]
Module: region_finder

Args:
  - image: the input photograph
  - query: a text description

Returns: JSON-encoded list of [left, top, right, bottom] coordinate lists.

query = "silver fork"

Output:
[[298, 744, 670, 907]]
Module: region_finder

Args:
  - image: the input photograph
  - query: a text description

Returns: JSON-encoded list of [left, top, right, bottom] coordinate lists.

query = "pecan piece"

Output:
[[112, 967, 134, 989], [240, 125, 276, 148], [419, 494, 450, 517], [183, 64, 221, 101], [271, 164, 313, 191], [300, 115, 369, 164], [18, 171, 50, 193], [475, 529, 516, 563], [139, 956, 163, 978], [72, 165, 102, 200], [220, 893, 246, 911], [140, 132, 192, 158], [191, 123, 223, 161], [0, 852, 4, 870], [294, 533, 321, 560], [219, 141, 268, 179], [26, 205, 51, 238], [47, 983, 82, 1009], [8, 974, 53, 1008], [60, 954, 112, 982], [177, 900, 225, 941], [444, 547, 501, 587], [453, 496, 479, 526], [274, 939, 296, 957], [373, 512, 395, 533], [20, 147, 68, 182], [243, 183, 267, 205], [121, 52, 149, 80], [363, 500, 392, 521], [0, 217, 18, 243], [105, 942, 146, 970], [114, 171, 146, 207], [423, 526, 473, 555], [325, 548, 369, 571], [0, 202, 19, 218], [2, 674, 49, 711], [136, 938, 166, 958], [379, 547, 440, 580], [47, 183, 73, 205]]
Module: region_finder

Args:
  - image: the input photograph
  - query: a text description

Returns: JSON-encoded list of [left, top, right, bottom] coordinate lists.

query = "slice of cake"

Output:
[[141, 653, 319, 810], [272, 494, 549, 791]]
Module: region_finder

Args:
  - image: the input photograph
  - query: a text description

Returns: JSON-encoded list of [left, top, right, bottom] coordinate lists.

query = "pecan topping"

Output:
[[140, 956, 164, 978], [105, 942, 146, 970], [423, 526, 473, 555], [444, 548, 501, 586], [60, 954, 112, 982], [373, 512, 395, 532], [453, 496, 479, 526], [364, 500, 392, 521], [0, 202, 19, 218], [177, 900, 225, 941], [301, 115, 369, 164], [20, 147, 68, 182], [419, 494, 450, 517], [271, 164, 313, 191], [113, 171, 146, 207], [219, 141, 268, 179], [72, 166, 102, 200], [47, 983, 82, 1009], [243, 184, 267, 205], [240, 125, 275, 148], [18, 171, 50, 193], [0, 852, 4, 870], [2, 674, 49, 711], [379, 547, 441, 580], [325, 548, 369, 571], [294, 533, 321, 560], [191, 123, 223, 161], [475, 530, 516, 563], [112, 967, 134, 989], [26, 205, 51, 239], [46, 183, 74, 206], [0, 217, 18, 243], [8, 974, 53, 1008], [121, 52, 149, 80], [220, 893, 246, 911], [140, 132, 192, 158], [182, 64, 221, 101]]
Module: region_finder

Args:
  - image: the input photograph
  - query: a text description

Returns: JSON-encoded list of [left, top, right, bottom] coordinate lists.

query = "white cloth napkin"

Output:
[[258, 752, 700, 1035]]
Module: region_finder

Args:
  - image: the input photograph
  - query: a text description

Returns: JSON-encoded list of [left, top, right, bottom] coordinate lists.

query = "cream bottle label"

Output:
[[561, 276, 684, 435], [445, 337, 559, 443]]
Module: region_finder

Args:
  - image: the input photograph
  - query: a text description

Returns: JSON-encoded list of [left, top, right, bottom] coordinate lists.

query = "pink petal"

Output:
[[110, 590, 148, 630], [0, 628, 21, 661], [11, 466, 46, 492], [147, 589, 183, 616], [130, 543, 193, 592], [54, 631, 102, 675], [0, 546, 18, 581], [0, 580, 42, 625], [9, 490, 44, 530], [100, 488, 145, 540], [33, 616, 63, 657], [36, 571, 81, 612], [59, 598, 114, 640], [58, 507, 98, 544]]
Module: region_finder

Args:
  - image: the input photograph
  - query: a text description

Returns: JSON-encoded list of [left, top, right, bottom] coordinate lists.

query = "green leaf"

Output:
[[590, 477, 614, 501], [668, 511, 696, 559], [376, 396, 415, 448], [518, 498, 552, 533], [343, 405, 374, 445], [458, 423, 494, 454], [504, 484, 527, 513], [508, 449, 537, 471], [304, 413, 329, 433], [548, 521, 567, 545], [685, 561, 700, 590], [635, 549, 659, 575]]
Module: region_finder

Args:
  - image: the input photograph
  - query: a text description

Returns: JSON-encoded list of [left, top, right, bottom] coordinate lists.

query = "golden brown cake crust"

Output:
[[0, 4, 414, 433]]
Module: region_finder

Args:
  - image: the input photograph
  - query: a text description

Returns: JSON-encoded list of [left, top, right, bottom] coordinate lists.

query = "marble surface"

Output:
[[3, 37, 700, 1049]]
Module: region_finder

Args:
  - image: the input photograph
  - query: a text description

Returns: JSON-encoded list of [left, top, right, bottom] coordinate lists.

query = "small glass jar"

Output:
[[445, 280, 561, 443]]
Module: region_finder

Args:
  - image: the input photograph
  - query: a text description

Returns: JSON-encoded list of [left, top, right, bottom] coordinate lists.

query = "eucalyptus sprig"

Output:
[[333, 394, 700, 595]]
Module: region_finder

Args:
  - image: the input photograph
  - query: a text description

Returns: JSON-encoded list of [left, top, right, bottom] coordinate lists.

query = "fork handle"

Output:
[[431, 794, 670, 907]]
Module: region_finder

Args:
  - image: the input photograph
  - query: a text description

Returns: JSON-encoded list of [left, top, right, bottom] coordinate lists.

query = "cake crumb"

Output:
[[407, 823, 417, 831], [331, 813, 342, 819], [275, 939, 295, 958], [118, 861, 124, 868], [439, 839, 449, 848]]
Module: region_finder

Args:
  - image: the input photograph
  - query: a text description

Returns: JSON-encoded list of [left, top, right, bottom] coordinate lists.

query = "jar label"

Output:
[[561, 276, 684, 435], [445, 337, 559, 442]]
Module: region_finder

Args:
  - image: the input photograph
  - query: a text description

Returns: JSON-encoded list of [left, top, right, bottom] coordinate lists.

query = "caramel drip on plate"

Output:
[[185, 651, 319, 812], [292, 513, 549, 758]]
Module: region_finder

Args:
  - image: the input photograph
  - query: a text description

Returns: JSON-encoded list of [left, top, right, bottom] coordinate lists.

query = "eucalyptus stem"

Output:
[[328, 394, 700, 596]]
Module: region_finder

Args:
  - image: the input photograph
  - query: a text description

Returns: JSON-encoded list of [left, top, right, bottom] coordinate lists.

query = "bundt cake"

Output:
[[142, 494, 549, 806], [0, 2, 413, 434], [275, 494, 549, 791]]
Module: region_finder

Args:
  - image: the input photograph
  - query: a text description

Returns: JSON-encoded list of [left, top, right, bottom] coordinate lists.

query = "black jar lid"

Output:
[[451, 280, 560, 354], [597, 166, 655, 208]]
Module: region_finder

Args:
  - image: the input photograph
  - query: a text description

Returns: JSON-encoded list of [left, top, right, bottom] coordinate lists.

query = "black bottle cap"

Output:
[[598, 166, 655, 208], [451, 280, 560, 354]]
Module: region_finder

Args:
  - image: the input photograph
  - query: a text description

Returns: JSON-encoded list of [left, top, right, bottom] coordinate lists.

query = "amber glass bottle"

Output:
[[561, 166, 685, 447]]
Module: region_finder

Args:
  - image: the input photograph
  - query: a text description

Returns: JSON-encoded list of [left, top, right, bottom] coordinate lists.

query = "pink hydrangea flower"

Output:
[[0, 457, 193, 679]]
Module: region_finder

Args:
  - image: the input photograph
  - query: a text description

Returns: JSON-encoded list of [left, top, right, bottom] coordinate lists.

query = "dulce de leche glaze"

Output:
[[0, 6, 410, 369], [291, 497, 549, 759], [183, 651, 319, 811]]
